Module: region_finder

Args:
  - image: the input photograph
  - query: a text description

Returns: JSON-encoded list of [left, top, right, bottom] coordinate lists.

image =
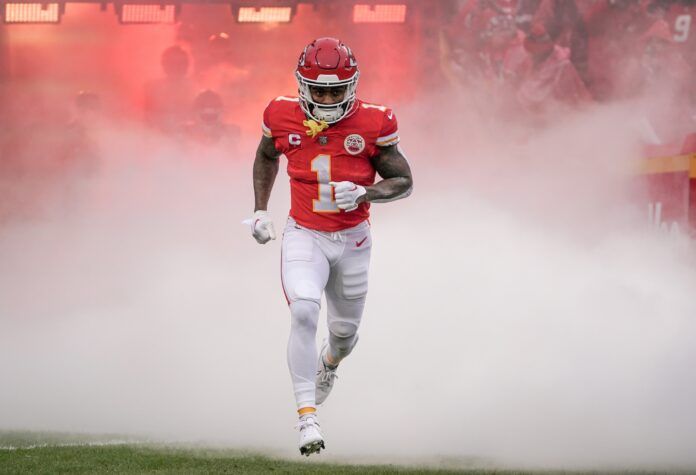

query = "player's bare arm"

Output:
[[361, 144, 413, 204], [253, 135, 281, 211]]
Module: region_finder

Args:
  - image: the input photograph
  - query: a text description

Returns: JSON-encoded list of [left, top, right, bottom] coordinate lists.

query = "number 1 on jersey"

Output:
[[311, 154, 339, 213]]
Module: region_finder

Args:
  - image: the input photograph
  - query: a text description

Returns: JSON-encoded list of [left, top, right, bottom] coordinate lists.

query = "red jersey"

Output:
[[665, 3, 696, 70], [262, 97, 399, 232]]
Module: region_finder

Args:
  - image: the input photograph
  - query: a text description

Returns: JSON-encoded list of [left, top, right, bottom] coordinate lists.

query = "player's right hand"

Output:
[[244, 210, 276, 244]]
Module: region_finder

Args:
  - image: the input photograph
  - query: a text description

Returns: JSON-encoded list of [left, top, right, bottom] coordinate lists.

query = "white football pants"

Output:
[[281, 216, 371, 409]]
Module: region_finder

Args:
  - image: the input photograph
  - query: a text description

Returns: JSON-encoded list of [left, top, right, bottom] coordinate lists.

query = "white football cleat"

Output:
[[297, 413, 325, 456], [315, 340, 339, 405]]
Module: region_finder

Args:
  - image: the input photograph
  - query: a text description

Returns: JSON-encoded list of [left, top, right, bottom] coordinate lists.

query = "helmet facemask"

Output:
[[296, 71, 359, 124]]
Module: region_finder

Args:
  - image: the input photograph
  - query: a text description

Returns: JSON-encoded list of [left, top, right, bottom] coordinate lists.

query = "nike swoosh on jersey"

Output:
[[355, 237, 368, 247]]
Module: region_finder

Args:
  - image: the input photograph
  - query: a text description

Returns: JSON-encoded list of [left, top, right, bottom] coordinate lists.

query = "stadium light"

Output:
[[117, 3, 179, 24], [236, 6, 293, 23], [353, 4, 407, 24], [3, 2, 64, 24]]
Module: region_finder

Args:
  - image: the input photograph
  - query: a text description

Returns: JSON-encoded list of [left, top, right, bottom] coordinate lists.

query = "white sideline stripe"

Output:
[[0, 439, 147, 451]]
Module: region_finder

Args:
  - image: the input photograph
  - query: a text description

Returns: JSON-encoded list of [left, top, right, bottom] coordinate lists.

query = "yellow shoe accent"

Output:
[[298, 406, 317, 416]]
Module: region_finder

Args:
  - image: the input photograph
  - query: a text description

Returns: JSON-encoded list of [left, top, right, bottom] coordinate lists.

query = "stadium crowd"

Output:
[[2, 0, 696, 222], [440, 0, 696, 148]]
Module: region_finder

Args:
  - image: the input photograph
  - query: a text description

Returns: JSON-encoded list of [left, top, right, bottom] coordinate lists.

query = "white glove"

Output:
[[242, 210, 276, 244], [330, 181, 367, 211]]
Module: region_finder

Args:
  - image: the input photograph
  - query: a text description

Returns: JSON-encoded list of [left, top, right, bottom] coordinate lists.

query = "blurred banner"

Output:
[[639, 148, 696, 236]]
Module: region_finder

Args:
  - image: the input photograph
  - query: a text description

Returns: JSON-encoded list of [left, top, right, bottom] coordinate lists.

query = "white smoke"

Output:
[[1, 95, 696, 472]]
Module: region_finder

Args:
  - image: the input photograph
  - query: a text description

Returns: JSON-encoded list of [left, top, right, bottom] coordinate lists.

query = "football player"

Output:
[[247, 38, 413, 456]]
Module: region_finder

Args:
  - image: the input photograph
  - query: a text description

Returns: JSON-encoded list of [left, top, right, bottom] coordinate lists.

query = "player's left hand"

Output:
[[330, 181, 367, 212], [242, 210, 276, 244]]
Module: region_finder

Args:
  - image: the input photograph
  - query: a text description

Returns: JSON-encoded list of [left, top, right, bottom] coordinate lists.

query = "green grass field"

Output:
[[0, 431, 684, 474], [0, 430, 512, 475], [0, 430, 501, 475]]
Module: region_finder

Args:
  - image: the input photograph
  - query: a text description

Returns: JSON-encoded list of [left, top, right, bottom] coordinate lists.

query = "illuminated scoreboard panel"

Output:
[[353, 4, 407, 24], [4, 3, 62, 23], [119, 4, 177, 24]]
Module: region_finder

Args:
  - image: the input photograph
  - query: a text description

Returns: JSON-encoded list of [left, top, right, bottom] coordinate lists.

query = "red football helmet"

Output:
[[295, 37, 359, 124]]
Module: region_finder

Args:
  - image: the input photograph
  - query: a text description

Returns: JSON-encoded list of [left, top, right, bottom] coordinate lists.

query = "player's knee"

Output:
[[290, 300, 320, 330], [329, 321, 358, 340], [328, 321, 359, 361]]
